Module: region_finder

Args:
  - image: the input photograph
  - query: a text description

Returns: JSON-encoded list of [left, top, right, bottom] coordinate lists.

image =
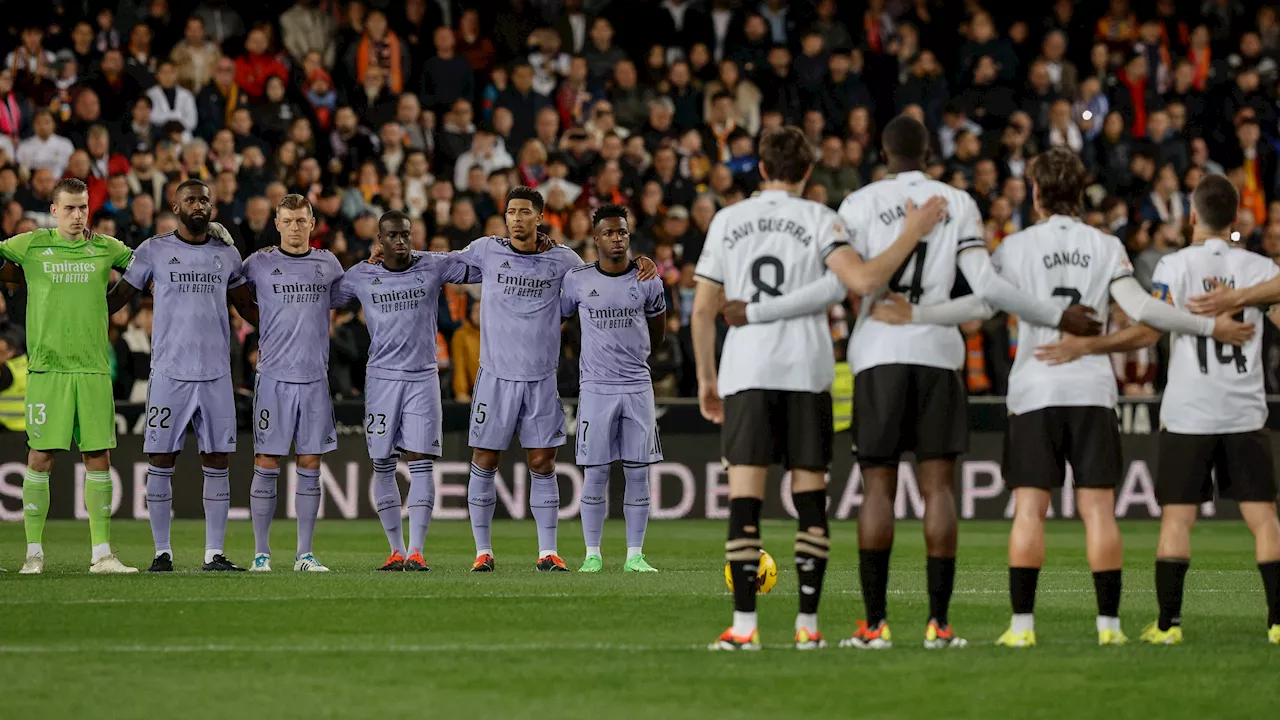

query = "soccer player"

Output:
[[723, 117, 1102, 649], [872, 151, 1253, 647], [108, 179, 258, 572], [457, 187, 656, 573], [3, 178, 136, 574], [240, 194, 346, 572], [1041, 173, 1280, 645], [560, 204, 666, 573], [693, 125, 950, 651], [332, 210, 477, 571]]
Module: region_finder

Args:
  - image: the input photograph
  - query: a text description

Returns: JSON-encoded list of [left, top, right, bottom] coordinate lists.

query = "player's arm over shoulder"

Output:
[[96, 234, 135, 270], [559, 267, 582, 317], [0, 230, 33, 266]]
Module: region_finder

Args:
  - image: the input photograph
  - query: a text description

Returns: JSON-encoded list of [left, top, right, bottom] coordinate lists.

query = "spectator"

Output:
[[496, 63, 549, 155], [348, 10, 408, 95], [17, 109, 75, 178], [235, 27, 288, 101], [146, 62, 198, 138], [451, 299, 481, 401], [196, 57, 249, 142], [421, 26, 475, 116], [1047, 99, 1084, 153], [125, 192, 156, 247], [194, 0, 245, 46], [125, 145, 165, 207], [170, 16, 221, 92], [1112, 51, 1159, 138], [703, 59, 761, 136], [809, 136, 860, 208], [279, 0, 337, 69], [452, 128, 514, 193]]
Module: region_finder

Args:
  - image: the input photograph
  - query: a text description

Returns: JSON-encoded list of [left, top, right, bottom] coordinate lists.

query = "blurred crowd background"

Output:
[[2, 0, 1280, 406]]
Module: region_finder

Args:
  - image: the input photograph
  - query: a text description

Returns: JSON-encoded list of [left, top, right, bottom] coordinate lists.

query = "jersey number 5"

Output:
[[888, 243, 928, 302]]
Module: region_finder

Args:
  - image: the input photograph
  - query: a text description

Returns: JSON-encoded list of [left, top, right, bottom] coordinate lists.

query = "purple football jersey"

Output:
[[332, 251, 475, 381], [560, 262, 666, 394], [122, 231, 246, 381], [456, 236, 583, 381], [242, 247, 346, 383]]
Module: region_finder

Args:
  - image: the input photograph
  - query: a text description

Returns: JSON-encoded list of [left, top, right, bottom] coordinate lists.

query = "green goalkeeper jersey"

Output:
[[0, 229, 134, 374]]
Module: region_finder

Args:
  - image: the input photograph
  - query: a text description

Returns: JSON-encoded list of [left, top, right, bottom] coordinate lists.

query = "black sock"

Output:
[[1009, 567, 1040, 615], [726, 497, 763, 613], [792, 490, 830, 615], [859, 548, 891, 625], [927, 556, 956, 626], [1258, 561, 1280, 626], [1155, 558, 1190, 631], [1092, 569, 1122, 618]]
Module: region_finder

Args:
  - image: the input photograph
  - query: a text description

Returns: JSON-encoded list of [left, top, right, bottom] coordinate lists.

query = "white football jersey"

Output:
[[694, 189, 851, 396], [1152, 238, 1277, 434], [839, 170, 987, 374], [992, 216, 1134, 415]]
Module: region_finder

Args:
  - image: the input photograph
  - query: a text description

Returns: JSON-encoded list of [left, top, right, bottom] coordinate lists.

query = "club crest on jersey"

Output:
[[213, 256, 223, 271], [1150, 282, 1172, 304], [315, 265, 324, 279], [628, 287, 640, 302]]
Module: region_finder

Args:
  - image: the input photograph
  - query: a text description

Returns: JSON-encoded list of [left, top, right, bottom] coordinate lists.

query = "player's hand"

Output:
[[367, 243, 383, 263], [1034, 334, 1094, 365], [721, 300, 748, 326], [535, 232, 558, 251], [903, 196, 948, 239], [870, 293, 912, 325], [1212, 313, 1254, 346], [208, 221, 235, 246], [635, 256, 658, 281], [1057, 304, 1102, 336], [698, 382, 724, 424], [1188, 280, 1243, 316]]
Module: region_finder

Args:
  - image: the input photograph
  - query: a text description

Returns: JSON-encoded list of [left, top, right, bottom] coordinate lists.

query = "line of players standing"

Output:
[[98, 181, 667, 577], [694, 117, 1280, 651]]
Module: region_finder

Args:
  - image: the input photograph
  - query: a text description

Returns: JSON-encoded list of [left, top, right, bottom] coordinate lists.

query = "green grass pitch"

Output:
[[2, 519, 1278, 719]]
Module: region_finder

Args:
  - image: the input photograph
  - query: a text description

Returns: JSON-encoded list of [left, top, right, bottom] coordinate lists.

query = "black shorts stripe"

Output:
[[853, 365, 967, 467], [1156, 430, 1277, 505], [722, 389, 833, 470], [1002, 406, 1122, 490]]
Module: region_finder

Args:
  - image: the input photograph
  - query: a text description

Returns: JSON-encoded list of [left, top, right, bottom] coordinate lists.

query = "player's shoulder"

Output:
[[88, 231, 124, 247]]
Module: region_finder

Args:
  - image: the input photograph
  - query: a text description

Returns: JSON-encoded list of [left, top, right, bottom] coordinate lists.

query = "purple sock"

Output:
[[249, 466, 279, 556], [581, 465, 608, 551], [467, 463, 497, 555], [529, 470, 560, 556], [295, 468, 322, 558], [622, 462, 651, 551], [372, 458, 405, 555], [146, 464, 174, 554], [406, 459, 435, 555], [202, 466, 230, 553]]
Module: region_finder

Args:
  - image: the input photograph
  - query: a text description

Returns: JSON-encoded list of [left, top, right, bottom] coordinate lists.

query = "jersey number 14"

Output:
[[1197, 311, 1247, 374]]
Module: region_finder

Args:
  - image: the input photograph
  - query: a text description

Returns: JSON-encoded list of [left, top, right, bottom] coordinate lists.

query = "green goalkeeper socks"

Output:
[[22, 469, 50, 544], [85, 471, 113, 547]]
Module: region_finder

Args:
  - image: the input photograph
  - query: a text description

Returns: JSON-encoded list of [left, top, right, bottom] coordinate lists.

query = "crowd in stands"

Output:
[[3, 0, 1280, 404]]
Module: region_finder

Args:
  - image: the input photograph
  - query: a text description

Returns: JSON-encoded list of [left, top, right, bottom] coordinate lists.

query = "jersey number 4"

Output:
[[1197, 311, 1248, 374], [888, 243, 928, 302]]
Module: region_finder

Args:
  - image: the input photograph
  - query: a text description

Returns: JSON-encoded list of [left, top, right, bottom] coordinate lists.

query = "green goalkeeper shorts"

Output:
[[25, 372, 117, 452]]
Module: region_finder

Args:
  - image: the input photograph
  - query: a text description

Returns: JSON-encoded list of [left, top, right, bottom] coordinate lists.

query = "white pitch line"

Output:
[[0, 586, 1244, 607], [0, 642, 689, 654]]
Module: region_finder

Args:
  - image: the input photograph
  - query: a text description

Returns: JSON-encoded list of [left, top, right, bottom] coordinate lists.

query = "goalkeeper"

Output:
[[4, 178, 137, 574]]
